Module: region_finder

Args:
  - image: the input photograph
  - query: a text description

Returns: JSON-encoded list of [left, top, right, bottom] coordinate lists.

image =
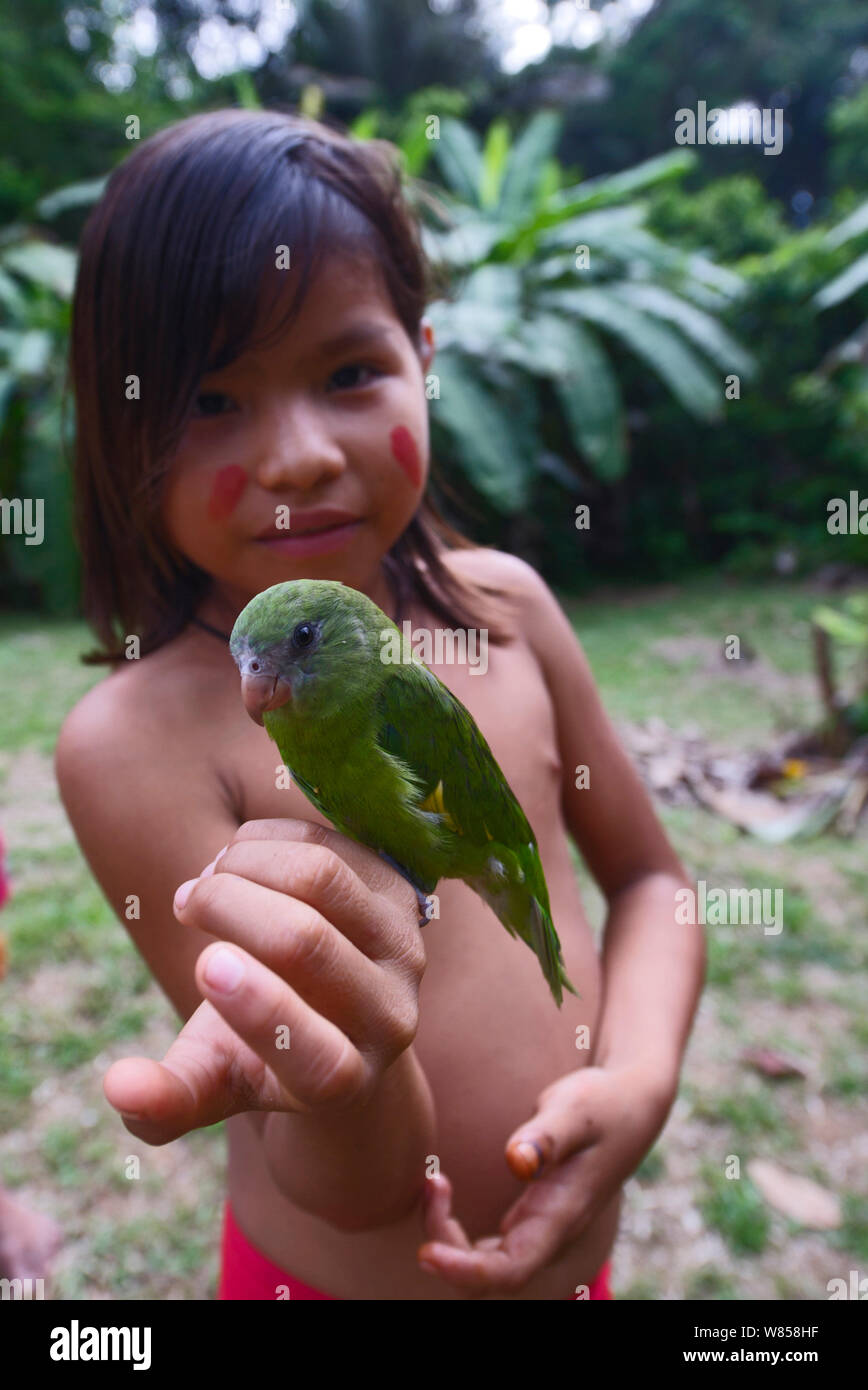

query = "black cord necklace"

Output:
[[189, 616, 232, 645]]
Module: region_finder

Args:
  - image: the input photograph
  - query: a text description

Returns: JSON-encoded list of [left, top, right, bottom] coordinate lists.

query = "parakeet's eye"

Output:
[[292, 622, 316, 650]]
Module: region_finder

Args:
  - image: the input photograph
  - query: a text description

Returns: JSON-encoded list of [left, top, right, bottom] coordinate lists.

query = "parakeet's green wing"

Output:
[[376, 665, 578, 1005], [376, 666, 535, 853], [285, 767, 333, 825]]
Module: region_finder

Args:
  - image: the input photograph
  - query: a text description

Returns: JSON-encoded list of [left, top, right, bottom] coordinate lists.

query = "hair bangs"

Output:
[[204, 163, 386, 380]]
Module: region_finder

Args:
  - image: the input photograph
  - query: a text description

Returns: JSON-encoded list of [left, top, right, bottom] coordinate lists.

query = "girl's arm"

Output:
[[55, 676, 242, 1022], [55, 674, 434, 1231], [517, 555, 705, 1096]]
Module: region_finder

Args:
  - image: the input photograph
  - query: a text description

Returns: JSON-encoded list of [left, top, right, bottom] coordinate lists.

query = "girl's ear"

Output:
[[419, 317, 436, 374]]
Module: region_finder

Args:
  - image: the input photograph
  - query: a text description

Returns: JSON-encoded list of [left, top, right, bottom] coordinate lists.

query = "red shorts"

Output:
[[217, 1201, 613, 1300]]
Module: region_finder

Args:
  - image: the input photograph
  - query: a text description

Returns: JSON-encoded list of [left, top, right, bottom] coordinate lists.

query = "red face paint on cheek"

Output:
[[389, 426, 422, 488], [207, 464, 247, 521]]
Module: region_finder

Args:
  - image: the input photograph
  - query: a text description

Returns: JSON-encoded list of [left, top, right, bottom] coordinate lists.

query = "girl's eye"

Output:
[[329, 364, 380, 391], [192, 392, 235, 418]]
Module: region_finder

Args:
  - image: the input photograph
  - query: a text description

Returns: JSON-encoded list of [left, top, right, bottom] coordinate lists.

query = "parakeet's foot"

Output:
[[379, 852, 433, 928], [413, 887, 432, 928]]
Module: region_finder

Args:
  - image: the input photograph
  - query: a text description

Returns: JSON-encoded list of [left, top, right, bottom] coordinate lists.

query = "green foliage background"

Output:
[[1, 0, 868, 612]]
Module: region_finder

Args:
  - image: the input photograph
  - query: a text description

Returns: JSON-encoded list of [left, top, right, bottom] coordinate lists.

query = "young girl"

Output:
[[56, 108, 704, 1301]]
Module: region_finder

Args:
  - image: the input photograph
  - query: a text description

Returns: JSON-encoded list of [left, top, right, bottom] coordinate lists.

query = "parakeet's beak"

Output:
[[241, 672, 293, 725]]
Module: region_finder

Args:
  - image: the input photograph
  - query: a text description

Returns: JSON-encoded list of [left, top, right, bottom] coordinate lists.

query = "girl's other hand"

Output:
[[103, 819, 426, 1143], [417, 1063, 674, 1295]]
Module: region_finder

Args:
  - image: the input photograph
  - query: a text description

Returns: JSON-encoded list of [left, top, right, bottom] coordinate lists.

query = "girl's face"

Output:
[[162, 253, 435, 616]]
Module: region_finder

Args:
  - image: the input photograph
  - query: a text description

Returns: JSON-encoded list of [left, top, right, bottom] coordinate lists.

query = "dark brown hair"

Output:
[[68, 107, 515, 663]]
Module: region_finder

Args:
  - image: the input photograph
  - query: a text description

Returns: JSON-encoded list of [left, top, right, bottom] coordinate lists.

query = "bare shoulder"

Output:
[[56, 663, 145, 778], [58, 632, 219, 754], [55, 629, 232, 815], [441, 545, 552, 613], [441, 545, 565, 645], [443, 545, 588, 696]]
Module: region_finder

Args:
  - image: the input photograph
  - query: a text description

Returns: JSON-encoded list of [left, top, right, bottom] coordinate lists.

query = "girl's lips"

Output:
[[254, 519, 363, 558]]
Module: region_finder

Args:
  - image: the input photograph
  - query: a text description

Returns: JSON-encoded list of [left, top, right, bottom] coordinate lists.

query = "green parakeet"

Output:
[[229, 579, 577, 1006]]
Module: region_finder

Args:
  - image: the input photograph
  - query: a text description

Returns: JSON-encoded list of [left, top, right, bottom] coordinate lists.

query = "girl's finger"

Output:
[[504, 1073, 607, 1180], [176, 866, 417, 1058], [227, 819, 420, 932], [419, 1173, 472, 1251], [414, 1242, 518, 1294], [190, 835, 417, 965], [103, 1000, 297, 1144], [498, 1147, 596, 1238], [422, 1202, 571, 1294], [193, 940, 371, 1111]]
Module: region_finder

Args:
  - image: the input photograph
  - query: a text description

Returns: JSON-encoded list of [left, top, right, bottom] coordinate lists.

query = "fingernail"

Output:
[[120, 1111, 147, 1123], [513, 1140, 544, 1178], [174, 879, 197, 910], [200, 845, 229, 880], [419, 1261, 437, 1275], [204, 947, 244, 994]]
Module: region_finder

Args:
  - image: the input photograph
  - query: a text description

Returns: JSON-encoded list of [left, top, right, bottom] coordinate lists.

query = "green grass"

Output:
[[55, 1201, 223, 1300], [562, 577, 864, 742], [699, 1168, 771, 1255], [688, 1087, 791, 1141], [823, 1045, 868, 1102], [635, 1146, 666, 1183], [685, 1267, 741, 1300], [0, 617, 102, 757], [618, 1276, 658, 1300], [4, 880, 130, 972], [827, 1194, 868, 1262], [768, 970, 811, 1006]]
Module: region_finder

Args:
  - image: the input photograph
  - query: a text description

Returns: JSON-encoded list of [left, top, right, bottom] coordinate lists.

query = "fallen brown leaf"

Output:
[[747, 1160, 841, 1228], [741, 1047, 807, 1080]]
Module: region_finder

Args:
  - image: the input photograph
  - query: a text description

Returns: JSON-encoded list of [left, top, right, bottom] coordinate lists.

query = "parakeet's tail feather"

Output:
[[471, 852, 580, 1007], [528, 896, 580, 1007]]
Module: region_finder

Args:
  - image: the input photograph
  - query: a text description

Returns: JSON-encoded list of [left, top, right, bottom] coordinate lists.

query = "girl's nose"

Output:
[[252, 405, 346, 491]]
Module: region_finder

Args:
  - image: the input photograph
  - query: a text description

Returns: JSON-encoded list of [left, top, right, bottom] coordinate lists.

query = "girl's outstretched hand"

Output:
[[417, 1063, 674, 1295], [103, 819, 426, 1144]]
